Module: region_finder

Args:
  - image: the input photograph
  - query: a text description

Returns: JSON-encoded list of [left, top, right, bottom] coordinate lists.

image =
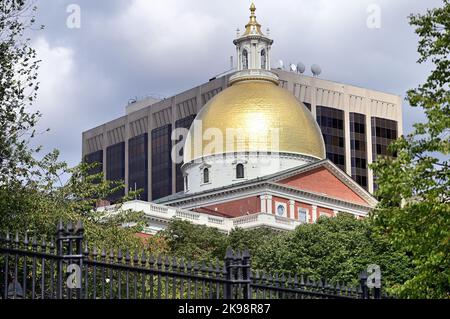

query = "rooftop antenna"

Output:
[[290, 63, 297, 72], [236, 28, 240, 38], [297, 62, 306, 74], [311, 64, 322, 77], [277, 59, 284, 70]]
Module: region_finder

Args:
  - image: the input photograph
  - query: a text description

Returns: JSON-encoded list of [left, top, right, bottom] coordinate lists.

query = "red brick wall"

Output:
[[278, 167, 368, 205], [203, 196, 261, 217], [316, 206, 335, 218]]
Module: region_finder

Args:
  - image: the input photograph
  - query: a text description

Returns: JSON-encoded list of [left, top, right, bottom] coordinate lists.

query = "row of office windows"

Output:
[[151, 125, 172, 200], [129, 134, 148, 201], [350, 113, 368, 189], [316, 106, 346, 172], [105, 142, 125, 202], [316, 107, 397, 190]]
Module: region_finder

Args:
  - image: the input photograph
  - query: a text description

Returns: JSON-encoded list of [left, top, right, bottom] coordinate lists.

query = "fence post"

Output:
[[374, 285, 381, 299], [56, 220, 64, 299], [242, 249, 251, 299], [359, 270, 369, 299], [224, 247, 234, 299], [55, 220, 84, 300]]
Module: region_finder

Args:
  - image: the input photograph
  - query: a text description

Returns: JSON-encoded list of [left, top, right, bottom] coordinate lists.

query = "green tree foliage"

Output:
[[0, 161, 146, 252], [254, 214, 414, 292], [159, 220, 278, 263], [0, 0, 43, 186], [370, 0, 449, 298], [159, 215, 414, 294], [159, 220, 228, 263], [0, 1, 146, 254]]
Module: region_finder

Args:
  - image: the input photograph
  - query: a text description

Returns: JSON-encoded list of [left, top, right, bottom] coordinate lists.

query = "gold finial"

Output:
[[243, 2, 264, 36]]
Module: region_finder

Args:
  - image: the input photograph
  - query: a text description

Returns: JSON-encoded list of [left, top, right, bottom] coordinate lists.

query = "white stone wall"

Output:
[[183, 152, 313, 193]]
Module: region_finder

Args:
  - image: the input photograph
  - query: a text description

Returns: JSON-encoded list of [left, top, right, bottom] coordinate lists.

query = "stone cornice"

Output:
[[166, 180, 372, 215]]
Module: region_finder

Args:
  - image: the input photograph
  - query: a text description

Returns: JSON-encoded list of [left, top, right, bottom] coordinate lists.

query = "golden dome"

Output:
[[183, 79, 326, 163]]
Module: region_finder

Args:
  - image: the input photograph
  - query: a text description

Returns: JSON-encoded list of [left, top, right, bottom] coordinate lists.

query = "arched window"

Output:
[[203, 168, 210, 183], [261, 49, 266, 69], [236, 164, 244, 179], [242, 49, 248, 70]]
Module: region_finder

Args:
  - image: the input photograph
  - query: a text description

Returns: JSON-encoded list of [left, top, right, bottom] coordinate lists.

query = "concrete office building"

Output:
[[82, 7, 402, 203]]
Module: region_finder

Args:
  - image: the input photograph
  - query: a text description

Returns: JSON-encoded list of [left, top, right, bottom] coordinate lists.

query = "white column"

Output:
[[333, 210, 339, 217], [260, 195, 267, 213], [289, 200, 295, 219], [267, 195, 273, 214], [236, 46, 241, 70], [312, 205, 317, 223]]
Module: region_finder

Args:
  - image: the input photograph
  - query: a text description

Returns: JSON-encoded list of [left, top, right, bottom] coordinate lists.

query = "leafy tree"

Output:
[[159, 220, 228, 263], [227, 227, 277, 256], [158, 215, 414, 294], [0, 1, 147, 254], [253, 214, 414, 292], [159, 220, 280, 263], [370, 0, 449, 298], [0, 0, 44, 186]]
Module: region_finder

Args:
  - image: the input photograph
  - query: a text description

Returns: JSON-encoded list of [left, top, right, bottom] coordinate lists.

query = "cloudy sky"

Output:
[[30, 0, 442, 168]]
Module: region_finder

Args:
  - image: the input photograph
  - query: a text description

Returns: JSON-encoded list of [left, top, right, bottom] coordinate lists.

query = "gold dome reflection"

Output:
[[184, 79, 326, 163]]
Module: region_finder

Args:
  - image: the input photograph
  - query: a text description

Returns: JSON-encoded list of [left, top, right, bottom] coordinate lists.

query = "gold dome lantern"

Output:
[[182, 3, 326, 165], [183, 79, 326, 163]]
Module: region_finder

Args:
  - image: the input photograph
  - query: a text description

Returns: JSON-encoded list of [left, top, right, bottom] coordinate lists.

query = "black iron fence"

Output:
[[0, 221, 383, 299]]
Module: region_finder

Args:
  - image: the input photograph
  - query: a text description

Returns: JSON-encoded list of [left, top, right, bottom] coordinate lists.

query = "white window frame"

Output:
[[275, 202, 287, 218], [298, 208, 309, 223]]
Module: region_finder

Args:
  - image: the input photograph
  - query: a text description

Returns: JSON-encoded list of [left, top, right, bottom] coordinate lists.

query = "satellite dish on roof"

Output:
[[311, 64, 322, 77], [297, 62, 306, 74], [290, 63, 297, 72]]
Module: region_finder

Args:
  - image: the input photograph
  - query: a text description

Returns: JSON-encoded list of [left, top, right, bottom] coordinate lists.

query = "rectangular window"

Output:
[[151, 125, 173, 200], [106, 142, 125, 203], [129, 134, 148, 201], [298, 208, 308, 223], [316, 106, 346, 171]]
